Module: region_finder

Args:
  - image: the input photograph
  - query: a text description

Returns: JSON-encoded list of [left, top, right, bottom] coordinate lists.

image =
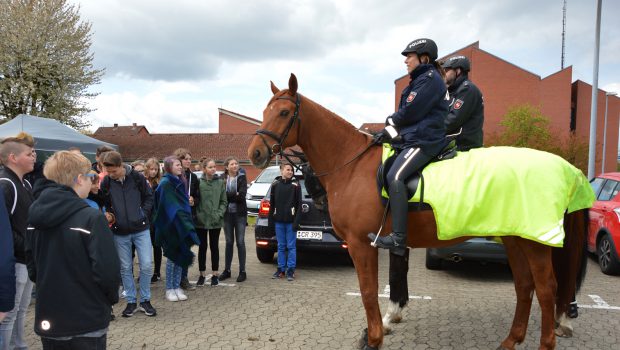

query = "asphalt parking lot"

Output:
[[22, 230, 620, 349]]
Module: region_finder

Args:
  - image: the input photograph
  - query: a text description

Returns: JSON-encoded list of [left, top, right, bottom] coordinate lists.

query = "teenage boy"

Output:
[[26, 151, 120, 349], [100, 151, 156, 317], [268, 163, 302, 281], [0, 132, 35, 350]]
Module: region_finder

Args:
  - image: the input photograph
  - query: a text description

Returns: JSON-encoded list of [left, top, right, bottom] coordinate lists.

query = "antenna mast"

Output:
[[561, 0, 566, 69]]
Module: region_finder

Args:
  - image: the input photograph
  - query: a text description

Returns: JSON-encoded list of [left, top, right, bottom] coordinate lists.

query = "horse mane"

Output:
[[277, 89, 368, 142]]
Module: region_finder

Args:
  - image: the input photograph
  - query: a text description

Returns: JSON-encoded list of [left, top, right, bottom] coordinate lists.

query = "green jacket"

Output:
[[195, 175, 227, 229]]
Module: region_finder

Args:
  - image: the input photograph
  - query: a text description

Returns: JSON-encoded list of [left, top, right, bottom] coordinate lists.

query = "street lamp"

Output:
[[602, 91, 618, 173]]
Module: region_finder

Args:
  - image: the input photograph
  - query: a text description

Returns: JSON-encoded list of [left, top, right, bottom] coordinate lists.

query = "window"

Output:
[[597, 179, 618, 201], [590, 178, 606, 198]]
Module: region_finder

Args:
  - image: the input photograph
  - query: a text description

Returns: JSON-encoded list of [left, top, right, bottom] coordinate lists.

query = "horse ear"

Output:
[[270, 81, 279, 95], [288, 73, 298, 95]]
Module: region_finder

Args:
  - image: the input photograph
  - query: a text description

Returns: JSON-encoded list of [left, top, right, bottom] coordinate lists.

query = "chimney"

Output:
[[113, 123, 118, 127], [132, 123, 137, 127]]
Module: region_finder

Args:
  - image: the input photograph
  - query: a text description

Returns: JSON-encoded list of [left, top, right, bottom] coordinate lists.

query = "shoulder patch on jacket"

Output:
[[454, 99, 464, 110], [406, 91, 417, 103]]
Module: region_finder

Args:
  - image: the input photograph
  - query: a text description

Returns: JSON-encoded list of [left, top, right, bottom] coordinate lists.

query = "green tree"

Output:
[[0, 0, 103, 129], [487, 104, 589, 173], [497, 104, 552, 149]]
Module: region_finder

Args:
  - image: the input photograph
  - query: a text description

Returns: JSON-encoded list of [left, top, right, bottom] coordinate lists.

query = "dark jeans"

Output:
[[223, 213, 246, 272], [149, 225, 162, 276], [197, 228, 221, 272], [41, 334, 106, 350]]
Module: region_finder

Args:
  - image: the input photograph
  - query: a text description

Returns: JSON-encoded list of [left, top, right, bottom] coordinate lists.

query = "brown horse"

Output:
[[247, 74, 588, 350]]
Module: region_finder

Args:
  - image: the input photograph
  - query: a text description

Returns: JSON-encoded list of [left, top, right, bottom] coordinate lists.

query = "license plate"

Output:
[[297, 230, 322, 240]]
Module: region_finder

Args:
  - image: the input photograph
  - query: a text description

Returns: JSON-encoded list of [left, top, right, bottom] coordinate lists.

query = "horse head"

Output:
[[248, 73, 301, 169]]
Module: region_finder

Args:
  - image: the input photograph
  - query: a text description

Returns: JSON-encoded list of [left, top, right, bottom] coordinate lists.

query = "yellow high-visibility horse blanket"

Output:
[[382, 146, 595, 247]]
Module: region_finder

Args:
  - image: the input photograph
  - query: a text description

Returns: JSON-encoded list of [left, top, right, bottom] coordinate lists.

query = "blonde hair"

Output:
[[145, 157, 161, 187], [43, 151, 91, 187]]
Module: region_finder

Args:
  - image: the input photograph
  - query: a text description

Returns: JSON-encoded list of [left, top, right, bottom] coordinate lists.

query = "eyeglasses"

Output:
[[84, 173, 98, 183]]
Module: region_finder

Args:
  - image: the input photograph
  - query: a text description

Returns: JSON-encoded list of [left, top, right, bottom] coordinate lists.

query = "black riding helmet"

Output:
[[401, 38, 438, 61], [442, 55, 471, 72]]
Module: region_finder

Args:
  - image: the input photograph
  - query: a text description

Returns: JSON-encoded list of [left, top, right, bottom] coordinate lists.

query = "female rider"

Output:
[[368, 38, 449, 256]]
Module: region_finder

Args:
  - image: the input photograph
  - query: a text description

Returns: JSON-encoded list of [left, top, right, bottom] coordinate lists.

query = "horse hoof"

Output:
[[358, 328, 380, 349], [555, 325, 573, 338]]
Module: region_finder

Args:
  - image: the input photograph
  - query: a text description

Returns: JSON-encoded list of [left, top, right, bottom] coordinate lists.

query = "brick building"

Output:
[[394, 42, 620, 174], [92, 108, 263, 180]]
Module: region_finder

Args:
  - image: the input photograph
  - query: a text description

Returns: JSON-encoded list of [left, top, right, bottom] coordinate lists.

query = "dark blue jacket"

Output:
[[0, 190, 15, 313], [391, 64, 449, 156], [26, 179, 120, 337], [101, 164, 153, 235]]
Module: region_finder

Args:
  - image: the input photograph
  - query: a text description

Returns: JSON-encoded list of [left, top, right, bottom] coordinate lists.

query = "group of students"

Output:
[[0, 136, 254, 349]]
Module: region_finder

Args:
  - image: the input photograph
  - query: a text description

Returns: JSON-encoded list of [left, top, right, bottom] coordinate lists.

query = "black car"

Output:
[[254, 177, 349, 263]]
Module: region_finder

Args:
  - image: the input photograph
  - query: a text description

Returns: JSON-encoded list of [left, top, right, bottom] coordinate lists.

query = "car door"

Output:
[[589, 178, 619, 251]]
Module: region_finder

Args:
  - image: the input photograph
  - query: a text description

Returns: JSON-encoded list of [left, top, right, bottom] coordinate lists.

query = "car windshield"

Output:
[[254, 168, 281, 183]]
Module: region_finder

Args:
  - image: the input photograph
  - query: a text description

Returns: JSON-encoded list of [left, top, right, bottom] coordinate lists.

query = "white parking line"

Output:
[[346, 285, 432, 300], [578, 295, 620, 311]]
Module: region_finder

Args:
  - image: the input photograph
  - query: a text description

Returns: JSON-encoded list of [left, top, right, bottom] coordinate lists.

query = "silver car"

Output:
[[246, 166, 301, 216]]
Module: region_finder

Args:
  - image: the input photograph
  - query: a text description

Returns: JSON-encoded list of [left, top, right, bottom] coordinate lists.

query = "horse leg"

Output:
[[349, 240, 383, 349], [518, 239, 558, 350], [383, 248, 410, 333], [499, 237, 536, 350]]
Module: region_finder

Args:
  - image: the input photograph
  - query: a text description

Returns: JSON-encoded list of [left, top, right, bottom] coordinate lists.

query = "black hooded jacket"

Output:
[[26, 179, 120, 338]]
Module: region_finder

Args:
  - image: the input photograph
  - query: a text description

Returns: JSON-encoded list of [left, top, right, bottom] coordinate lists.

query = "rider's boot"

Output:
[[368, 181, 408, 256]]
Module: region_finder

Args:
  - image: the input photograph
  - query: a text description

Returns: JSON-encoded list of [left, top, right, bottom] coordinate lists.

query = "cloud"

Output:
[[88, 79, 220, 133], [70, 0, 620, 133]]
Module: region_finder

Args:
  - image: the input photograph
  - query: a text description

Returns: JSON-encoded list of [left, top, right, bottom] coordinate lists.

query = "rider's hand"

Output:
[[372, 125, 399, 144]]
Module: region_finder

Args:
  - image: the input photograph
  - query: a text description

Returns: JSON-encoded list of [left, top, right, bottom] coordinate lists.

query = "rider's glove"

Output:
[[372, 125, 399, 144]]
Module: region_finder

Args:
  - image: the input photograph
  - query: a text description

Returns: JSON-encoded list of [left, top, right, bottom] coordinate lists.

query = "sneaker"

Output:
[[272, 269, 284, 279], [139, 301, 157, 316], [166, 289, 179, 302], [236, 271, 247, 282], [196, 276, 206, 287], [210, 275, 219, 286], [219, 270, 231, 281], [180, 277, 196, 291], [175, 289, 188, 301], [122, 303, 137, 317], [150, 273, 160, 284], [286, 269, 295, 281]]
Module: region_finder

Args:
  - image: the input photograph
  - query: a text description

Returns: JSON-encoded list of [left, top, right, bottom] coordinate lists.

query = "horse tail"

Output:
[[552, 208, 589, 315]]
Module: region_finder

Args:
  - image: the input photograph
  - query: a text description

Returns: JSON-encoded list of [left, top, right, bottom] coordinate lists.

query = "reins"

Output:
[[255, 92, 376, 178]]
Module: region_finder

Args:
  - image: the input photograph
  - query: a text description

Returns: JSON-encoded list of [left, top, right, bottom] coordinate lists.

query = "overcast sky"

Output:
[[72, 0, 620, 134]]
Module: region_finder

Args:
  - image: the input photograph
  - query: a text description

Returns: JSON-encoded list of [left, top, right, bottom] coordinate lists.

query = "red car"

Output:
[[588, 172, 620, 275]]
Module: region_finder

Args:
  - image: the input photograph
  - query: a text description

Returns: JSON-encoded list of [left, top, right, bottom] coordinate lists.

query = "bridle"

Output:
[[254, 93, 301, 161], [254, 91, 375, 178]]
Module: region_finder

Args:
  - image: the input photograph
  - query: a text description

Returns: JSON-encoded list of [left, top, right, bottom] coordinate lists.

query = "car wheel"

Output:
[[256, 247, 274, 263], [425, 249, 443, 270], [597, 234, 620, 275]]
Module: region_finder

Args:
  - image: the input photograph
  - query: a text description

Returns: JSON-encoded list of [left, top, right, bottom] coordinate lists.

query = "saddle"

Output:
[[376, 139, 457, 210]]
